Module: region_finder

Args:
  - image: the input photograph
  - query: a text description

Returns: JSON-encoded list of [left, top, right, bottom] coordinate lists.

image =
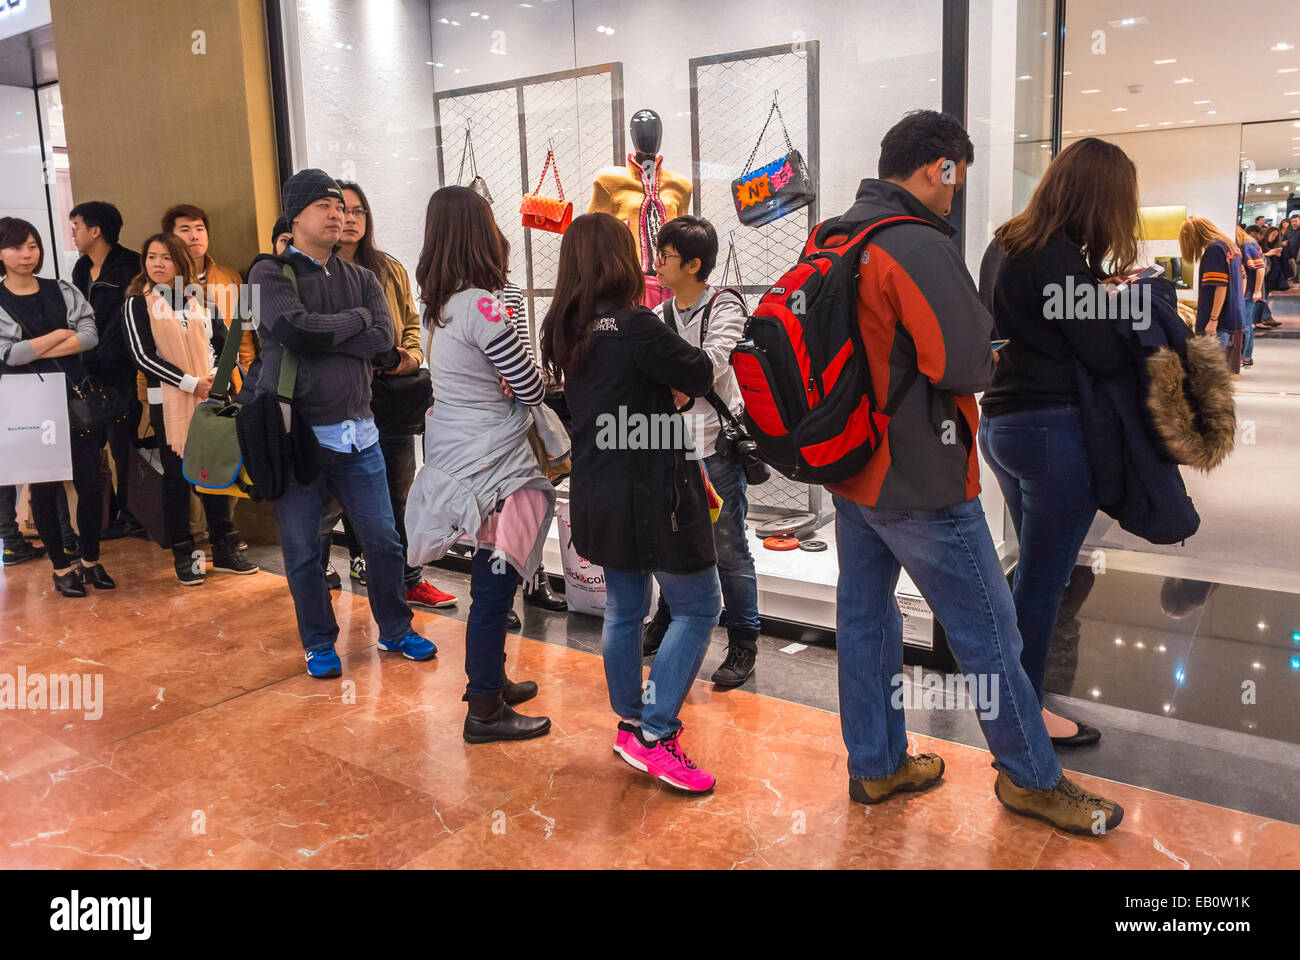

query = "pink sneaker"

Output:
[[618, 727, 715, 793], [613, 721, 638, 758]]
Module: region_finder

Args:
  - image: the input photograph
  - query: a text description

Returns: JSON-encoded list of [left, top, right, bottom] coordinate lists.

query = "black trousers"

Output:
[[30, 427, 105, 569], [148, 404, 233, 549], [105, 383, 142, 521]]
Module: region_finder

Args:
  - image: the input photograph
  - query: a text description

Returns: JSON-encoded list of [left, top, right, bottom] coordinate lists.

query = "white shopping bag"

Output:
[[0, 371, 72, 485], [555, 499, 607, 616]]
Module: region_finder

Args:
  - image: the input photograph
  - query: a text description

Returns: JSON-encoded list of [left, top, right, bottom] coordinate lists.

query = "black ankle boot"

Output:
[[52, 567, 87, 598], [463, 692, 550, 743], [711, 628, 758, 687], [173, 540, 205, 586], [506, 608, 522, 631], [523, 567, 567, 611], [79, 562, 116, 590], [642, 596, 672, 657], [211, 532, 258, 575], [502, 653, 538, 705]]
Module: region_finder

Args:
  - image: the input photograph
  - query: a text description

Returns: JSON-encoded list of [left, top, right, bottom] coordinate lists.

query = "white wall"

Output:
[[431, 0, 944, 218], [1069, 124, 1244, 239], [0, 83, 56, 278], [289, 0, 438, 277]]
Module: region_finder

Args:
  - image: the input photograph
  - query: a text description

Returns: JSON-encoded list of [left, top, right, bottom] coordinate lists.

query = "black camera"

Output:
[[715, 417, 770, 485]]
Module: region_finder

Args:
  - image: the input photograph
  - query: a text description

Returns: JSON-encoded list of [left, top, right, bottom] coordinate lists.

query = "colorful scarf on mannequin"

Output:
[[146, 291, 214, 457], [631, 153, 668, 274]]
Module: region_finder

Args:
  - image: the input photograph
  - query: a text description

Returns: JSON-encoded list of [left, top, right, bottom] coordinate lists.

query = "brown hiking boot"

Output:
[[994, 771, 1124, 835], [848, 753, 946, 805]]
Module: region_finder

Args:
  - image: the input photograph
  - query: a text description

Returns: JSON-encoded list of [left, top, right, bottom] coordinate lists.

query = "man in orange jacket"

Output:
[[830, 110, 1123, 836], [163, 203, 256, 370]]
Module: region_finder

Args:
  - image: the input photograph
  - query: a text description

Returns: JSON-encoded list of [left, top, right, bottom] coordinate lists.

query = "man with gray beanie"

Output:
[[247, 168, 436, 678]]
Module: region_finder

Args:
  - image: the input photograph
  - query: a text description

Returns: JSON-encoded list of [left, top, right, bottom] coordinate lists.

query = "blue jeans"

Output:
[[833, 493, 1062, 791], [464, 547, 520, 697], [1242, 298, 1258, 360], [273, 441, 412, 651], [603, 565, 721, 741], [978, 407, 1097, 701], [703, 453, 760, 635]]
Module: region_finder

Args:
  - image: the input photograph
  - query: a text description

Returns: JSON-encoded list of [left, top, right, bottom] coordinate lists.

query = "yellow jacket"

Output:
[[588, 155, 692, 270], [381, 255, 423, 365], [202, 255, 256, 370]]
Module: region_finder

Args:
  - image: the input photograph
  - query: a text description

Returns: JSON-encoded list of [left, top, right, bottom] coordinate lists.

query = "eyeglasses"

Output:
[[653, 250, 680, 265], [345, 207, 368, 219]]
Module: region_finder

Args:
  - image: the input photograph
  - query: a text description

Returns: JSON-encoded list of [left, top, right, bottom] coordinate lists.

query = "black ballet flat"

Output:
[[1050, 720, 1101, 747], [80, 562, 117, 590]]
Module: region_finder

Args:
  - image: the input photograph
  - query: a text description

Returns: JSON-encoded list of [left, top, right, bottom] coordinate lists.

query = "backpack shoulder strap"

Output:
[[275, 263, 300, 405], [700, 286, 745, 342]]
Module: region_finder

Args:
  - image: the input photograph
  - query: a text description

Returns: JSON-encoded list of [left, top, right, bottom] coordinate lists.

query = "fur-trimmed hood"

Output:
[[1145, 334, 1235, 472]]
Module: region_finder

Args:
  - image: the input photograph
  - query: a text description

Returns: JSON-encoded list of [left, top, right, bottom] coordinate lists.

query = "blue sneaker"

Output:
[[305, 645, 342, 679], [378, 630, 437, 661]]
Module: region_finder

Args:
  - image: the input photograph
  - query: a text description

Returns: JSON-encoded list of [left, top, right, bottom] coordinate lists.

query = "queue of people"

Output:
[[4, 107, 1252, 839]]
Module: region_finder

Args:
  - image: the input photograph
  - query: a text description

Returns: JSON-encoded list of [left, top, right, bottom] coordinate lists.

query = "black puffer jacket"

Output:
[[562, 303, 715, 574]]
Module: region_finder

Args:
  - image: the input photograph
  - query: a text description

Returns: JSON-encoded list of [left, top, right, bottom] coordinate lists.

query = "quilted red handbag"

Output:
[[520, 148, 573, 234]]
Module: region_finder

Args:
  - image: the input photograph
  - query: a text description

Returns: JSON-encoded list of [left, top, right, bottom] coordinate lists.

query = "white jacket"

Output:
[[654, 285, 746, 459]]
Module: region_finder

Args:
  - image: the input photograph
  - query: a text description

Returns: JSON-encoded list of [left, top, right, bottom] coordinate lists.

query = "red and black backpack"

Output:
[[729, 214, 936, 483]]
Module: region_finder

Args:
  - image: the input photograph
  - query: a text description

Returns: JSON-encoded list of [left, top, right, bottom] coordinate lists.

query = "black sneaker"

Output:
[[2, 540, 45, 566], [211, 533, 258, 575], [172, 544, 205, 586], [710, 644, 757, 688], [349, 555, 367, 586]]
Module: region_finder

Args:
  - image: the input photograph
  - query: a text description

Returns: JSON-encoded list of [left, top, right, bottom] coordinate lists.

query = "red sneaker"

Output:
[[405, 580, 458, 609]]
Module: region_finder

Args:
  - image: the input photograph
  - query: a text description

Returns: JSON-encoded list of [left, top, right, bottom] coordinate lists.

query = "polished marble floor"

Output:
[[1, 538, 1297, 869]]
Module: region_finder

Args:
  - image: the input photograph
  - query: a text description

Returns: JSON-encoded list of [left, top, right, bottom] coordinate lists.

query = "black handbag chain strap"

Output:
[[742, 92, 797, 177], [457, 122, 480, 185]]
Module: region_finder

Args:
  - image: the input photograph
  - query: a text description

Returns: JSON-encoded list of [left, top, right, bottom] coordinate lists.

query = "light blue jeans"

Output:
[[602, 566, 721, 740]]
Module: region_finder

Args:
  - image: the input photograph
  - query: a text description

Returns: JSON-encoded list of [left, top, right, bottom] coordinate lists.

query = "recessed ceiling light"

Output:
[[1193, 99, 1211, 104], [1280, 67, 1300, 74], [1062, 70, 1072, 76], [1154, 58, 1176, 65], [1174, 77, 1194, 84], [1136, 123, 1151, 127], [1080, 89, 1100, 94], [1018, 75, 1032, 80], [1274, 42, 1295, 51], [1108, 16, 1149, 27], [1288, 91, 1300, 96], [1112, 107, 1128, 112], [1159, 120, 1173, 125]]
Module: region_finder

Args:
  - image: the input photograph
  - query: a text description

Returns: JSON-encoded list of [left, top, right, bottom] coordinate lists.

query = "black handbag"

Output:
[[731, 93, 815, 228], [66, 375, 128, 436], [457, 122, 493, 205], [370, 367, 433, 438]]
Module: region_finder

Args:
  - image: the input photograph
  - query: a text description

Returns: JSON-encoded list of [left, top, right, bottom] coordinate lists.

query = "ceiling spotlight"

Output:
[[1112, 107, 1128, 112], [1081, 88, 1101, 94], [1174, 77, 1194, 84], [1274, 42, 1295, 51], [1194, 99, 1211, 104], [1154, 58, 1176, 65]]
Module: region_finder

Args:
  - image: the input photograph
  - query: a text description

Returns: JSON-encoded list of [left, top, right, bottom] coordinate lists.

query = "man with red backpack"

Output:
[[737, 110, 1122, 834]]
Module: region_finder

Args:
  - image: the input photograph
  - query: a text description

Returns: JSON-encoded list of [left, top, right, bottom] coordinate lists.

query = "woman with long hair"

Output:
[[122, 233, 257, 584], [1236, 225, 1262, 368], [1180, 216, 1245, 375], [408, 185, 552, 743], [1261, 225, 1289, 293], [0, 218, 115, 597], [327, 180, 458, 610], [540, 212, 720, 793], [977, 138, 1140, 747]]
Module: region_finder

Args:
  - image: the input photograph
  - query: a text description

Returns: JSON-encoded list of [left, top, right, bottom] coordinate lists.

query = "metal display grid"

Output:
[[689, 41, 827, 522], [434, 63, 625, 352]]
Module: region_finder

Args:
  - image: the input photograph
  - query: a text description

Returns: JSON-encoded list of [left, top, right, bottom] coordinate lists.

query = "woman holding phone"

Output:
[[977, 138, 1137, 748]]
